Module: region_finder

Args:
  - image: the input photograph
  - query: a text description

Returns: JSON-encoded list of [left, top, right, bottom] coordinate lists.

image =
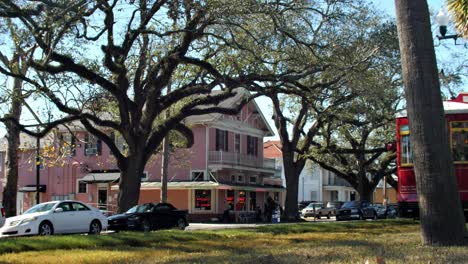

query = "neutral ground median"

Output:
[[0, 219, 467, 263]]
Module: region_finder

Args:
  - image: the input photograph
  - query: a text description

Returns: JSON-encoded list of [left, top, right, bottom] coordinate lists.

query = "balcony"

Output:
[[208, 151, 276, 171], [323, 176, 352, 187]]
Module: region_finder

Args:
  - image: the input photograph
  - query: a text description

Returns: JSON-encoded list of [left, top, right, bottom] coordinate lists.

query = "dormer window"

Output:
[[84, 133, 102, 156]]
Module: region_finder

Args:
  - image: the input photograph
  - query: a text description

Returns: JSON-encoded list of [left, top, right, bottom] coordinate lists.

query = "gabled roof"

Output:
[[263, 140, 282, 158], [186, 88, 275, 136]]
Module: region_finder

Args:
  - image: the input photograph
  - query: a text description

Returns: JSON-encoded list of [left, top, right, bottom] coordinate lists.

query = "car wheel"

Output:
[[327, 212, 331, 219], [176, 218, 186, 230], [89, 220, 102, 235], [317, 213, 321, 219], [141, 219, 151, 232], [359, 214, 364, 220], [38, 221, 54, 236], [373, 212, 378, 220]]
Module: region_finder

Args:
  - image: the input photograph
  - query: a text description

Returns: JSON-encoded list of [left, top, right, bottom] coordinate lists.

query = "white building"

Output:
[[264, 140, 356, 203]]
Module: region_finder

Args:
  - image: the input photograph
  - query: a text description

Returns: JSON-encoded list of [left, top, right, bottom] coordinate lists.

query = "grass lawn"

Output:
[[0, 219, 466, 263]]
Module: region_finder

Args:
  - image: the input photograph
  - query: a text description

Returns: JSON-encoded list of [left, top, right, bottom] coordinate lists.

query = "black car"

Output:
[[336, 201, 377, 221], [371, 204, 397, 219], [107, 203, 189, 232]]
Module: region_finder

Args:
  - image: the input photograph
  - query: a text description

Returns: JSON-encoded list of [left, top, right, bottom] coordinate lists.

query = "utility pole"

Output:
[[24, 102, 43, 205], [35, 126, 40, 205], [160, 82, 171, 203]]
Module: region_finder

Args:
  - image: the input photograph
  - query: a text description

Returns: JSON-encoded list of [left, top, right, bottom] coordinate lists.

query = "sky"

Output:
[[261, 0, 466, 141], [0, 0, 465, 141]]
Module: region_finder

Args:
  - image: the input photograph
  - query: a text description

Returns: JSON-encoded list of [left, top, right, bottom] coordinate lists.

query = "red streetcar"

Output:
[[396, 93, 468, 218]]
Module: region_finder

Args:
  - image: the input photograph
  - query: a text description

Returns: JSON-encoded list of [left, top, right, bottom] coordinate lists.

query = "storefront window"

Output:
[[236, 191, 246, 211], [249, 192, 256, 211], [400, 125, 412, 166], [226, 190, 234, 204], [451, 122, 468, 162], [195, 190, 211, 210]]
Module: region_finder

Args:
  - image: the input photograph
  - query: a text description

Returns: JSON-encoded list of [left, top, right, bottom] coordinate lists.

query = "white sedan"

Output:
[[0, 200, 108, 237]]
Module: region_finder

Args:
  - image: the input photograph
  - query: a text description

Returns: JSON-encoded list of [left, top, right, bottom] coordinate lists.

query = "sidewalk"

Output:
[[186, 217, 336, 231]]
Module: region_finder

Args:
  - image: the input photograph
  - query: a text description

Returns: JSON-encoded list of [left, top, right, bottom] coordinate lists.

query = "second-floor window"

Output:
[[84, 133, 102, 156], [247, 136, 258, 156], [216, 129, 229, 151], [110, 132, 128, 154], [59, 133, 76, 157]]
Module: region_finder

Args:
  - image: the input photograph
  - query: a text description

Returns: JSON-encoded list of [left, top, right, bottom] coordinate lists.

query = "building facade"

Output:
[[264, 140, 356, 203], [0, 90, 284, 221]]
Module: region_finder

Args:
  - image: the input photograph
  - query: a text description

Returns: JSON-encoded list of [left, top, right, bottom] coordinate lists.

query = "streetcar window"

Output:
[[400, 125, 412, 165], [451, 122, 468, 162], [400, 134, 413, 165]]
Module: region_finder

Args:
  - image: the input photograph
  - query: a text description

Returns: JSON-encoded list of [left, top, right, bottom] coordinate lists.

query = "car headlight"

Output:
[[20, 216, 38, 224], [351, 209, 359, 213]]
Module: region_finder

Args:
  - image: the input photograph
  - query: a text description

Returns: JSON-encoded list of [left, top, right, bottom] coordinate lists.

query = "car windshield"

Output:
[[341, 201, 360, 208], [126, 204, 152, 214], [306, 203, 323, 208], [23, 202, 58, 214]]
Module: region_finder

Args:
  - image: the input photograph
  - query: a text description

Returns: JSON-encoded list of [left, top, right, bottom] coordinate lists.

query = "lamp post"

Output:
[[435, 10, 459, 44]]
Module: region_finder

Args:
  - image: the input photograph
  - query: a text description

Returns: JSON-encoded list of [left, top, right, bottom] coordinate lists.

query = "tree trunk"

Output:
[[2, 75, 24, 217], [358, 181, 373, 202], [117, 153, 145, 213], [395, 0, 466, 245], [282, 152, 305, 220], [2, 121, 20, 217], [160, 137, 169, 203]]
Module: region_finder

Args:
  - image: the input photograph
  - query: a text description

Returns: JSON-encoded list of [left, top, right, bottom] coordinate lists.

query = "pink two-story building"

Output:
[[0, 91, 284, 221]]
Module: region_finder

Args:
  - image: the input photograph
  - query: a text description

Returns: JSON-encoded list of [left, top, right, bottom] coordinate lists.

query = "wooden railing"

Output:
[[208, 151, 276, 170]]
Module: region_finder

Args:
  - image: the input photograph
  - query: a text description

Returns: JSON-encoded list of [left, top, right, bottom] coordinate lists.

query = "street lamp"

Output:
[[435, 10, 460, 44]]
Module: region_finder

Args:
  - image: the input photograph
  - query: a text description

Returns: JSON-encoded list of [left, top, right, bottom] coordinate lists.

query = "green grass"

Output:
[[0, 220, 466, 263]]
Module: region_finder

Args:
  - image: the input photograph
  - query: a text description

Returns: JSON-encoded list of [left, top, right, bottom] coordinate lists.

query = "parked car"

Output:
[[372, 204, 397, 219], [335, 201, 377, 221], [0, 204, 5, 227], [0, 200, 107, 237], [301, 202, 324, 218], [316, 202, 344, 219], [107, 203, 189, 232]]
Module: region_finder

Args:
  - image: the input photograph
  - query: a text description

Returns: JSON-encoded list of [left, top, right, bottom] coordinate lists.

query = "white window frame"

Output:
[[85, 134, 100, 156], [191, 170, 206, 181], [76, 179, 88, 194], [192, 189, 214, 212]]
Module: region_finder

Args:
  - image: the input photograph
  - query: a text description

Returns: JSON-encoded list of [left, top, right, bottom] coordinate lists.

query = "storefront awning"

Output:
[[19, 184, 46, 192], [80, 172, 120, 183], [111, 181, 285, 192]]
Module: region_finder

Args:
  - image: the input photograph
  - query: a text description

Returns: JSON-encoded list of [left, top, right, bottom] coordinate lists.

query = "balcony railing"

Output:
[[323, 176, 352, 187], [208, 151, 276, 170]]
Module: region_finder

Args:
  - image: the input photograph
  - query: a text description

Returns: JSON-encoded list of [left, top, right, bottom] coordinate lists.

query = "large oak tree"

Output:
[[0, 0, 301, 212]]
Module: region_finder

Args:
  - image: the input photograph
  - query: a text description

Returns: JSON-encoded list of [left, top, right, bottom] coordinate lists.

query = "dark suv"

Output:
[[336, 201, 377, 221]]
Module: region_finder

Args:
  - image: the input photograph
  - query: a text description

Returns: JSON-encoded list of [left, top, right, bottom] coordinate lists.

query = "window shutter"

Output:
[[84, 134, 89, 156], [97, 138, 102, 155], [224, 131, 229, 151], [59, 134, 64, 155], [71, 135, 76, 156], [216, 129, 220, 151]]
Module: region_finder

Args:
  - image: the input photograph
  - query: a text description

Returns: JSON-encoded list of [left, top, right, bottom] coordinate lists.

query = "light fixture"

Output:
[[435, 10, 460, 44]]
